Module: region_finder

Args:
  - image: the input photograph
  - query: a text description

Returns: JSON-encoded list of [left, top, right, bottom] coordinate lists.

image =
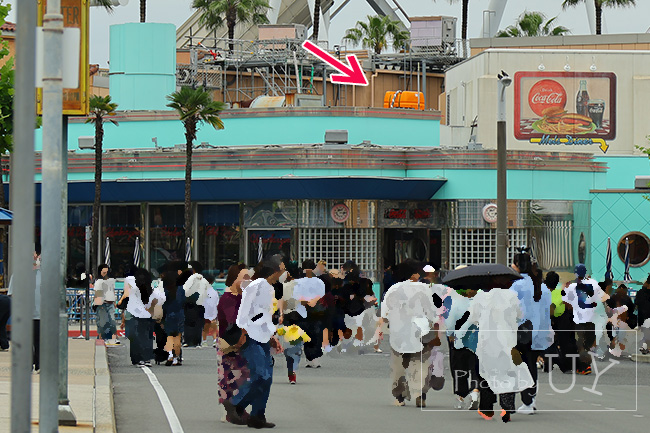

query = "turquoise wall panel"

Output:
[[595, 156, 650, 189], [37, 115, 440, 154], [590, 191, 650, 285], [109, 23, 176, 111]]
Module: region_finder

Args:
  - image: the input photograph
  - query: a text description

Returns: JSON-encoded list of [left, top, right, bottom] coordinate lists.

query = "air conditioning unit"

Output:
[[78, 136, 95, 150], [176, 66, 193, 86], [325, 130, 348, 145]]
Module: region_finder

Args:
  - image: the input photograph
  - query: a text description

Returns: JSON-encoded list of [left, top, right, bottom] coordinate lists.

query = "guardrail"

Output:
[[65, 287, 124, 323]]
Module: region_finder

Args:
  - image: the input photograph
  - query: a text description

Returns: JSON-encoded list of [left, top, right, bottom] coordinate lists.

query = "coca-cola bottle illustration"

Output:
[[576, 80, 589, 116]]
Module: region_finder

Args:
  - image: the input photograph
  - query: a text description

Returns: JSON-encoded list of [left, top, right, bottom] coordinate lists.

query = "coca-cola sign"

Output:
[[527, 79, 567, 116], [514, 71, 617, 147]]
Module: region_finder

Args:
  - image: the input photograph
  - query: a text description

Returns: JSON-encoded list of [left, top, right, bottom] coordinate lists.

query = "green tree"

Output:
[[563, 0, 636, 35], [192, 0, 271, 52], [0, 0, 12, 285], [497, 11, 570, 37], [166, 87, 225, 242], [86, 95, 118, 272], [312, 0, 321, 41], [343, 15, 410, 55]]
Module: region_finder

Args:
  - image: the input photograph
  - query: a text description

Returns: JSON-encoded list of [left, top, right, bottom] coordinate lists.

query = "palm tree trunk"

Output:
[[227, 8, 236, 53], [462, 0, 469, 57], [312, 0, 321, 41], [184, 125, 194, 243], [91, 119, 104, 273], [595, 3, 602, 35], [140, 0, 146, 23]]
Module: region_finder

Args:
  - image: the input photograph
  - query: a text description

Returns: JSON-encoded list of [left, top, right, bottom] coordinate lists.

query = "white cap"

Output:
[[423, 265, 435, 273]]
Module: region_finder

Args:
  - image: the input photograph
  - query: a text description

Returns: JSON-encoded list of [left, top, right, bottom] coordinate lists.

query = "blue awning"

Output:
[[0, 207, 12, 225], [12, 177, 447, 203]]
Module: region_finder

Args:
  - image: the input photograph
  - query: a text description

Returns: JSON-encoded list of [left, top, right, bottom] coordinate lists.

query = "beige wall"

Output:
[[441, 49, 650, 156]]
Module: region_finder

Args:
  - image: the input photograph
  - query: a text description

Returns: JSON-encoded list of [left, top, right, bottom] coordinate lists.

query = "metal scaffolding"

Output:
[[176, 35, 467, 105]]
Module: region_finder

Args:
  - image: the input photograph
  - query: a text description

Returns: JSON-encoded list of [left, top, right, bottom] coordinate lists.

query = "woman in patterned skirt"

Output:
[[216, 264, 251, 423]]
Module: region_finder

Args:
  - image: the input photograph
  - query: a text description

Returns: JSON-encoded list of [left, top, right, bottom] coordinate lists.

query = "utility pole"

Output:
[[40, 0, 65, 430], [496, 71, 511, 265], [10, 0, 37, 432]]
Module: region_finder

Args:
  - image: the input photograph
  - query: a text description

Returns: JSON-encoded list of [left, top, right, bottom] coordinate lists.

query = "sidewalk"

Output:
[[0, 338, 116, 432]]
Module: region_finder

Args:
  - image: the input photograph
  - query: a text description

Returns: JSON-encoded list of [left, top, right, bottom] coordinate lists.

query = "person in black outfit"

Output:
[[182, 261, 206, 347], [0, 292, 10, 351], [636, 276, 650, 354]]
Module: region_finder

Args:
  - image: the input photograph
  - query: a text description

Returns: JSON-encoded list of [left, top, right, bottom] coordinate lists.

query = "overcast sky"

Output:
[[4, 0, 650, 67]]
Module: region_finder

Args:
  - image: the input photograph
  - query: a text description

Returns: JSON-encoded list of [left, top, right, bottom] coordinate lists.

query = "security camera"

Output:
[[499, 75, 512, 87]]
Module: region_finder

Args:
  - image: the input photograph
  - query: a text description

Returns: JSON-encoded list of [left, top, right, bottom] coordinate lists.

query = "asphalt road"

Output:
[[107, 339, 650, 433]]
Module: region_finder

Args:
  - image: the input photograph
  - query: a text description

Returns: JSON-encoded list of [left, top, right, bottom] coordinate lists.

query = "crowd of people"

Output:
[[4, 244, 649, 428], [88, 249, 650, 426]]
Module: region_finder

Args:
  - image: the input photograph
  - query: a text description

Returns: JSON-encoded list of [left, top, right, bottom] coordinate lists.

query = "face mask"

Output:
[[279, 271, 288, 284], [241, 280, 251, 289], [313, 267, 324, 276]]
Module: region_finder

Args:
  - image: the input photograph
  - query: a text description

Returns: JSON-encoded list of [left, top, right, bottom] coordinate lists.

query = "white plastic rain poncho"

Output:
[[183, 273, 210, 306], [381, 281, 438, 354], [458, 288, 534, 395]]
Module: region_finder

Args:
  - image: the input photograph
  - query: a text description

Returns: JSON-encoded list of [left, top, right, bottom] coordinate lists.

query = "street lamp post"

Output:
[[496, 71, 511, 265]]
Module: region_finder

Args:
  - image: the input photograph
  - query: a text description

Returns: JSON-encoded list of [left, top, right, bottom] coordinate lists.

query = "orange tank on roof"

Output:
[[383, 91, 425, 110]]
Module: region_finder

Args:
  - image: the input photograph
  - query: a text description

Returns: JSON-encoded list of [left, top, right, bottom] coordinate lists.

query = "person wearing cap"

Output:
[[373, 259, 439, 408], [562, 264, 608, 375]]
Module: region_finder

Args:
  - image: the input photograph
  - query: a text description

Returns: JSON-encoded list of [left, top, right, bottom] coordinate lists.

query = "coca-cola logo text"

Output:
[[528, 79, 567, 117]]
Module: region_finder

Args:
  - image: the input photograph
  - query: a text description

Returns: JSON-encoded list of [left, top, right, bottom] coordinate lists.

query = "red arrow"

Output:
[[302, 40, 368, 86]]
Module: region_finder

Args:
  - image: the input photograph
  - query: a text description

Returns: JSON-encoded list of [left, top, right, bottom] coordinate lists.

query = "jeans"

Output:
[[230, 339, 273, 417], [0, 294, 10, 349], [96, 303, 116, 340], [284, 342, 303, 374]]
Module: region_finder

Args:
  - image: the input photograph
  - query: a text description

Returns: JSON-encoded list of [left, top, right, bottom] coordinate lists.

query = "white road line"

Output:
[[141, 366, 185, 433]]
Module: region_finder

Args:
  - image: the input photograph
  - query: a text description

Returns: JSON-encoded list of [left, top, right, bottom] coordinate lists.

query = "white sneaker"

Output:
[[454, 396, 464, 409], [201, 341, 210, 348], [469, 391, 479, 410], [323, 345, 333, 353], [517, 403, 535, 415]]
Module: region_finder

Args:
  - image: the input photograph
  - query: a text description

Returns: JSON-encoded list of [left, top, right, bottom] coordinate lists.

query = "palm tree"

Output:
[[167, 87, 225, 242], [497, 11, 570, 37], [140, 0, 146, 22], [343, 15, 410, 55], [192, 0, 271, 52], [563, 0, 636, 35], [312, 0, 321, 41], [86, 95, 118, 272]]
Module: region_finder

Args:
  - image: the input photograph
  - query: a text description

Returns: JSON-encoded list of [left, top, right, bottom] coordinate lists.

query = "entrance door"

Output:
[[383, 229, 429, 267], [246, 229, 292, 266]]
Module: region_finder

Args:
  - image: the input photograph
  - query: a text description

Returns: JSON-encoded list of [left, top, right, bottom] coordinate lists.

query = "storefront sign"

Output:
[[331, 203, 350, 223], [385, 208, 408, 219], [37, 0, 89, 115], [514, 72, 616, 154]]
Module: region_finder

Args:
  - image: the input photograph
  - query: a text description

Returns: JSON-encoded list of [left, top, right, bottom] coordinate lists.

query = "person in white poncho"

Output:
[[373, 259, 439, 408], [456, 276, 534, 423], [183, 262, 209, 347]]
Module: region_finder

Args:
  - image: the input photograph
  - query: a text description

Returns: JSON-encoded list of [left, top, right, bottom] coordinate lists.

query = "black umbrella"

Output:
[[442, 263, 523, 289]]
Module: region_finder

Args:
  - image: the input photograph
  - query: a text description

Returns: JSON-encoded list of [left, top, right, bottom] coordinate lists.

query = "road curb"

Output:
[[630, 353, 650, 363], [94, 341, 117, 433]]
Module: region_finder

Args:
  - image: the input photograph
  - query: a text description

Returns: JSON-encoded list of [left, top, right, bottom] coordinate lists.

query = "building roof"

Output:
[[1, 21, 15, 33]]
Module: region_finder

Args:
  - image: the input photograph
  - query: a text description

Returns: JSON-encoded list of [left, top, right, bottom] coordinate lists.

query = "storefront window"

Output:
[[198, 205, 240, 279], [67, 205, 92, 278], [103, 205, 142, 278], [149, 205, 184, 277], [248, 229, 292, 266]]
